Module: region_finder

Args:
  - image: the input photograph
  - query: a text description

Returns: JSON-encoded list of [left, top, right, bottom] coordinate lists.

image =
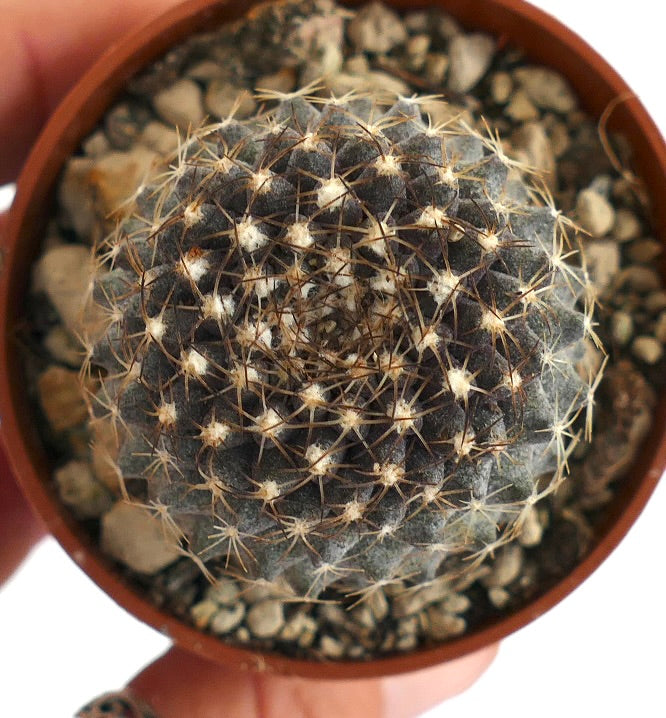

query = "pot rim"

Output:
[[1, 0, 665, 679]]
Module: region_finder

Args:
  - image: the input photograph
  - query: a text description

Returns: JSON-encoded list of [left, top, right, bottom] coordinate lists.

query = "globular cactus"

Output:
[[86, 88, 598, 603]]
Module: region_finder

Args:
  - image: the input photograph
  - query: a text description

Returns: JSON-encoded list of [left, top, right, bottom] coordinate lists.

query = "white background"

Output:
[[1, 1, 664, 716]]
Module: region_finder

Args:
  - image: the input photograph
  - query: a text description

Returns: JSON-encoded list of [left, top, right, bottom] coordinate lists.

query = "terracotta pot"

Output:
[[1, 0, 665, 679]]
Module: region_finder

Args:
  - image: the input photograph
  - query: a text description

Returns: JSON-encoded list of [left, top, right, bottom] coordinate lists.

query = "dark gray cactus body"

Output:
[[89, 92, 594, 599]]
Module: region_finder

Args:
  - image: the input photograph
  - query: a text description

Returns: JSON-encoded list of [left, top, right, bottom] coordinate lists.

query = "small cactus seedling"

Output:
[[85, 88, 599, 604]]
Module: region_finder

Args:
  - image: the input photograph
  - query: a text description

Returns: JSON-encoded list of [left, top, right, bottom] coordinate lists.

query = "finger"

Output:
[[0, 443, 46, 586], [127, 643, 498, 718], [0, 0, 183, 184]]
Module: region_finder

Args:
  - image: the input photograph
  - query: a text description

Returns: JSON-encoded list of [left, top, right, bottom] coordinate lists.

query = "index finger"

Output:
[[0, 0, 183, 184]]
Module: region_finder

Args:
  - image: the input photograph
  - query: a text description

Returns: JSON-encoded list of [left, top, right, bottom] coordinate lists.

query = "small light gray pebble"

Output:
[[576, 188, 615, 236], [490, 71, 513, 104], [82, 130, 111, 157], [153, 79, 205, 130], [367, 587, 389, 622], [207, 576, 240, 605], [616, 266, 661, 293], [190, 599, 219, 629], [436, 13, 462, 39], [424, 53, 449, 85], [44, 326, 83, 367], [319, 634, 346, 658], [347, 2, 407, 54], [404, 10, 429, 34], [186, 60, 227, 81], [482, 544, 523, 588], [211, 603, 246, 635], [488, 587, 511, 609], [425, 605, 466, 640], [511, 122, 555, 188], [54, 460, 111, 519], [613, 208, 642, 242], [406, 34, 430, 70], [627, 239, 662, 264], [448, 33, 495, 93], [611, 311, 634, 346], [505, 89, 539, 122], [632, 335, 663, 364], [101, 502, 180, 575], [344, 54, 370, 75], [548, 121, 571, 158], [140, 122, 180, 155], [206, 82, 256, 120], [518, 505, 544, 547], [255, 69, 296, 95], [514, 66, 577, 113], [246, 599, 285, 638], [645, 291, 666, 315], [583, 239, 620, 293]]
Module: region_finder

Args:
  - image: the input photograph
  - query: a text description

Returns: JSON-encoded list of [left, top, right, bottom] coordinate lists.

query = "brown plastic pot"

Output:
[[1, 0, 665, 679]]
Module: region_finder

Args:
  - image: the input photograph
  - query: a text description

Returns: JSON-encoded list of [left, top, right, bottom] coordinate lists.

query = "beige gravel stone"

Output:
[[101, 502, 180, 574], [54, 460, 111, 519], [37, 366, 95, 433], [154, 79, 205, 130]]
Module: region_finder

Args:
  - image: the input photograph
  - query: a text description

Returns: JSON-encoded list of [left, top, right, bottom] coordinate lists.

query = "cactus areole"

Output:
[[86, 91, 597, 602]]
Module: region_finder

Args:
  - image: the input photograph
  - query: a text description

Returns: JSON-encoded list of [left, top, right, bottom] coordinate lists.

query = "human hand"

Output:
[[0, 2, 497, 715]]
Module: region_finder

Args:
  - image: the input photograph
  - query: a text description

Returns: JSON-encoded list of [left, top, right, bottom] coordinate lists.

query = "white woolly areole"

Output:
[[374, 462, 405, 487], [374, 153, 402, 176], [388, 399, 417, 435], [325, 247, 353, 286], [300, 132, 320, 151], [157, 401, 177, 426], [305, 443, 334, 475], [378, 350, 405, 380], [481, 309, 506, 333], [437, 165, 457, 186], [446, 367, 474, 400], [477, 231, 499, 253], [364, 218, 392, 258], [301, 383, 326, 408], [216, 155, 235, 173], [145, 315, 166, 342], [243, 266, 279, 300], [417, 205, 449, 228], [285, 221, 314, 249], [257, 480, 280, 502], [183, 201, 204, 228], [453, 430, 475, 457], [202, 293, 235, 321], [503, 368, 523, 391], [412, 325, 440, 353], [237, 321, 272, 349], [427, 269, 460, 305], [519, 284, 541, 305], [236, 218, 269, 253], [249, 168, 273, 194], [371, 268, 399, 294], [339, 407, 363, 432], [200, 419, 232, 447], [181, 348, 208, 376], [230, 363, 260, 388], [341, 500, 365, 523], [179, 252, 209, 282], [316, 177, 347, 209], [254, 407, 284, 438]]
